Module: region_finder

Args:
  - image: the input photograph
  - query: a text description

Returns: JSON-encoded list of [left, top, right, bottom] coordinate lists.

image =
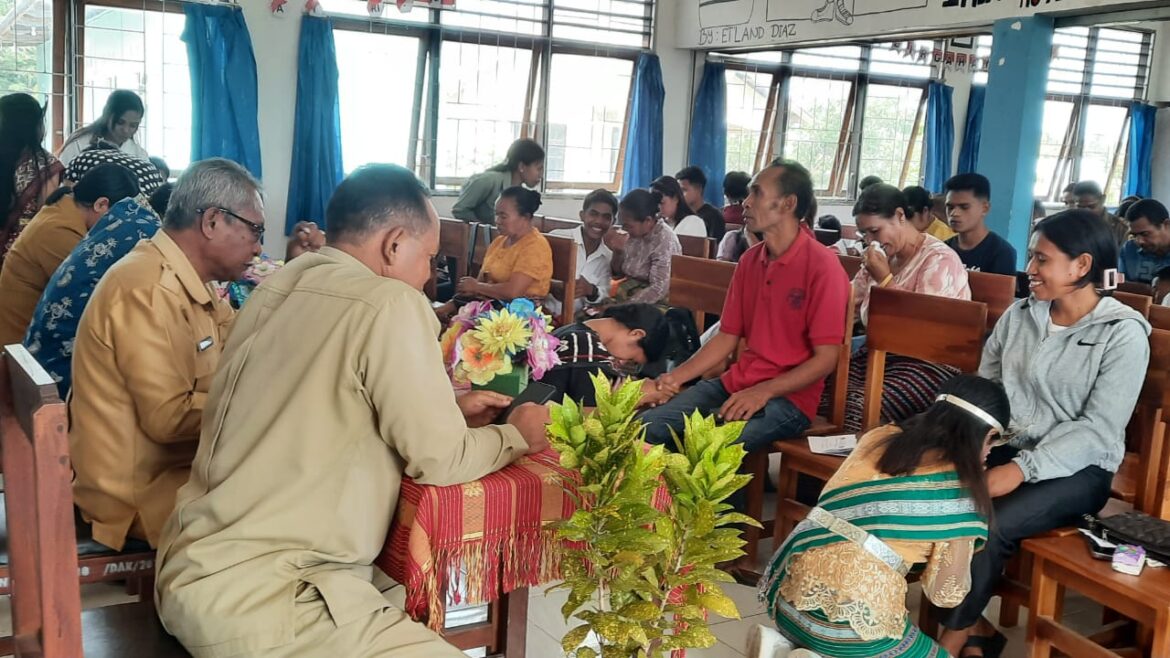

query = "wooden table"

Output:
[[1025, 534, 1170, 658]]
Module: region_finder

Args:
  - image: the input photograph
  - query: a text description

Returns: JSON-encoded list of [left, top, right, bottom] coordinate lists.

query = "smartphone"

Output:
[[500, 381, 558, 422]]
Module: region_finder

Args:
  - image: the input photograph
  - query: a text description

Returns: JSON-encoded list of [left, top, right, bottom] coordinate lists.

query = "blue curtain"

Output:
[[688, 60, 726, 208], [957, 85, 985, 175], [183, 4, 262, 178], [286, 16, 344, 234], [620, 54, 664, 195], [1124, 102, 1157, 198], [924, 82, 954, 193]]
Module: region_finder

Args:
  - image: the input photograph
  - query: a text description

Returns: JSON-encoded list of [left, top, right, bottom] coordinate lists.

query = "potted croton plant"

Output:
[[547, 374, 759, 658]]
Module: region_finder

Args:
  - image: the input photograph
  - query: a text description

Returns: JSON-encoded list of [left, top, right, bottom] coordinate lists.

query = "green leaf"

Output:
[[575, 648, 598, 658], [698, 588, 741, 619], [619, 600, 660, 622], [563, 624, 592, 653]]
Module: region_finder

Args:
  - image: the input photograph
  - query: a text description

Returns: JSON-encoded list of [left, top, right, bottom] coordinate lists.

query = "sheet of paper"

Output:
[[807, 433, 857, 456]]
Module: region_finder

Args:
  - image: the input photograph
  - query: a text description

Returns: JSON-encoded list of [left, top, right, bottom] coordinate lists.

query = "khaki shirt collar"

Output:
[[152, 229, 213, 306]]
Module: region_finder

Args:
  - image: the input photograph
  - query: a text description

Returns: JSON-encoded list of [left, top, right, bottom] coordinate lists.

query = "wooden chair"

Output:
[[426, 219, 471, 299], [1024, 534, 1170, 658], [1117, 281, 1153, 297], [678, 235, 713, 259], [1150, 304, 1170, 331], [773, 288, 988, 542], [838, 254, 861, 279], [1114, 290, 1153, 319], [539, 216, 582, 233], [968, 270, 1017, 332], [545, 233, 578, 326], [759, 288, 856, 560], [666, 255, 735, 334], [468, 223, 498, 277], [0, 344, 189, 657]]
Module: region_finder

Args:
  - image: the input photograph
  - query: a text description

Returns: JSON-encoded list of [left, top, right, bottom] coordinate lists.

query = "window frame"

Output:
[[717, 41, 936, 201], [328, 0, 651, 196], [1037, 26, 1153, 203]]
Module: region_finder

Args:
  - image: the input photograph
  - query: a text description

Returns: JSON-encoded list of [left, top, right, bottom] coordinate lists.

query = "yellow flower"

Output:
[[472, 309, 532, 356], [459, 334, 513, 386]]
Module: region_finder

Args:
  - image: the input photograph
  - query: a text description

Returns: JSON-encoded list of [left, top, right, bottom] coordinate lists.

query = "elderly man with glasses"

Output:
[[69, 157, 264, 551]]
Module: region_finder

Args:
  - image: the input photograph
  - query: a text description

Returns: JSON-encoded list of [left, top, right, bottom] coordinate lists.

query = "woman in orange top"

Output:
[[438, 187, 553, 320]]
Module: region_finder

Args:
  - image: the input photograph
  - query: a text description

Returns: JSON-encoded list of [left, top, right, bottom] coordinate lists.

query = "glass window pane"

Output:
[[435, 41, 532, 186], [0, 0, 56, 149], [782, 76, 851, 195], [1079, 104, 1128, 205], [545, 54, 631, 192], [82, 6, 191, 169], [334, 30, 420, 173], [1034, 100, 1074, 199], [551, 0, 650, 49], [790, 45, 862, 72], [440, 0, 544, 36], [724, 68, 771, 175], [858, 84, 923, 189], [972, 34, 992, 86]]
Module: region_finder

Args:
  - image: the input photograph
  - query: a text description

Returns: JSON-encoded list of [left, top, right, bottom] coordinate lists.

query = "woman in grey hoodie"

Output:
[[940, 210, 1151, 658]]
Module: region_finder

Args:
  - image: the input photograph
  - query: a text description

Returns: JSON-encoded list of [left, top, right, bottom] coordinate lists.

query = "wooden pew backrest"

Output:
[[838, 254, 861, 280], [0, 345, 82, 657], [862, 288, 988, 430], [967, 270, 1016, 331], [544, 234, 578, 326], [667, 255, 735, 333], [1115, 290, 1153, 319], [677, 235, 714, 259], [1150, 304, 1170, 331]]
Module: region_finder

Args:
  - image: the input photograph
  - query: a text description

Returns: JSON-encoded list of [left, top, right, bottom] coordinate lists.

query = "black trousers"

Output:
[[942, 445, 1113, 630]]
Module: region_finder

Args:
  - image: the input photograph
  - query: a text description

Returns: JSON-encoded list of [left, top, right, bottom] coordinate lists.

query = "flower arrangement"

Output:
[[439, 299, 561, 394], [217, 254, 285, 310]]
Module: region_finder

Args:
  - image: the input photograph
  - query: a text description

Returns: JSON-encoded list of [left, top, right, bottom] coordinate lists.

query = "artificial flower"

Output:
[[507, 298, 537, 319], [459, 334, 513, 386], [526, 319, 561, 380], [452, 300, 493, 329], [472, 309, 532, 356], [439, 324, 465, 366]]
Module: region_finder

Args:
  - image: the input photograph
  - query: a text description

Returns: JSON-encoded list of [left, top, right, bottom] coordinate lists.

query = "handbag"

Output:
[[1083, 512, 1170, 564]]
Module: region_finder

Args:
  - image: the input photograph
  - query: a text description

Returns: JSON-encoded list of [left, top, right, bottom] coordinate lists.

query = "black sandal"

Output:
[[962, 630, 1006, 658]]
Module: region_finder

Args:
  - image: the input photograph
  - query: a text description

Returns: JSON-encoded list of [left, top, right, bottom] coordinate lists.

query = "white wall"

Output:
[[243, 3, 301, 256]]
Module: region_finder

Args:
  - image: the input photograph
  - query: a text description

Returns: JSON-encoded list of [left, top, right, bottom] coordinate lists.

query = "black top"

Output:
[[695, 203, 727, 241], [541, 324, 618, 407], [945, 230, 1017, 276]]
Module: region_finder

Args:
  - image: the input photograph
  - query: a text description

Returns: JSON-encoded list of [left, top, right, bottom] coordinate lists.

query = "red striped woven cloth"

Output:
[[376, 448, 671, 630]]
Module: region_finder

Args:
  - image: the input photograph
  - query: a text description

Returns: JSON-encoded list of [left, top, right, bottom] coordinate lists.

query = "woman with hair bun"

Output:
[[451, 138, 545, 224], [449, 185, 552, 307], [607, 188, 682, 305]]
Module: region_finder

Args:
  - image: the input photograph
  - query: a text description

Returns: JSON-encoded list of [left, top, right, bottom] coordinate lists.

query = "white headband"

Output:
[[935, 394, 1004, 433]]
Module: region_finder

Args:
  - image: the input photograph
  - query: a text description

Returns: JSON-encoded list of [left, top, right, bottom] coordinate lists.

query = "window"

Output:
[[0, 0, 57, 149], [435, 41, 533, 185], [1036, 26, 1153, 204], [724, 68, 774, 175], [333, 30, 422, 173], [718, 39, 933, 198], [80, 4, 191, 169], [858, 84, 925, 189], [327, 0, 650, 195], [545, 54, 632, 193]]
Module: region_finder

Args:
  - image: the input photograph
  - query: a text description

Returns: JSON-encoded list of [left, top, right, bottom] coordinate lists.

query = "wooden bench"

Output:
[[538, 216, 582, 233], [667, 255, 734, 333], [1150, 304, 1170, 331], [1115, 290, 1153, 319], [838, 254, 861, 280], [1024, 534, 1170, 658], [678, 235, 714, 259], [0, 344, 190, 657], [545, 233, 578, 326], [968, 270, 1016, 332], [426, 219, 471, 300]]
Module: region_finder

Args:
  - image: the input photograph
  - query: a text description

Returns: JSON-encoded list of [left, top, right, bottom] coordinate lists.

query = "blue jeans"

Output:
[[640, 379, 810, 453]]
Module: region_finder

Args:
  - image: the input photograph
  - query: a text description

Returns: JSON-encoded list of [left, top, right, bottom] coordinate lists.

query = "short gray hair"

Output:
[[165, 158, 263, 230]]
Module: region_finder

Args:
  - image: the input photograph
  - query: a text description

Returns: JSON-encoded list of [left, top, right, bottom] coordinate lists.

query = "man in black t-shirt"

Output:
[[676, 165, 727, 240], [943, 173, 1017, 276]]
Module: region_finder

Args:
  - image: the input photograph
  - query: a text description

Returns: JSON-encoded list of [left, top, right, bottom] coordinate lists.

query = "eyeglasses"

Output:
[[199, 207, 265, 241]]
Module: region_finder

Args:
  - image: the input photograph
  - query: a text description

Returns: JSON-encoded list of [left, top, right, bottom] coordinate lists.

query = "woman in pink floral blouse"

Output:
[[836, 183, 971, 431]]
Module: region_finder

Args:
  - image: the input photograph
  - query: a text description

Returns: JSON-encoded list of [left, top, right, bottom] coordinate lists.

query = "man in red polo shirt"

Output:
[[641, 160, 849, 452]]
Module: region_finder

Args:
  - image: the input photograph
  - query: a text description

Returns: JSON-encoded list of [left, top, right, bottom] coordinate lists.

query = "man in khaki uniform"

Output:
[[70, 158, 263, 550], [155, 164, 549, 657]]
